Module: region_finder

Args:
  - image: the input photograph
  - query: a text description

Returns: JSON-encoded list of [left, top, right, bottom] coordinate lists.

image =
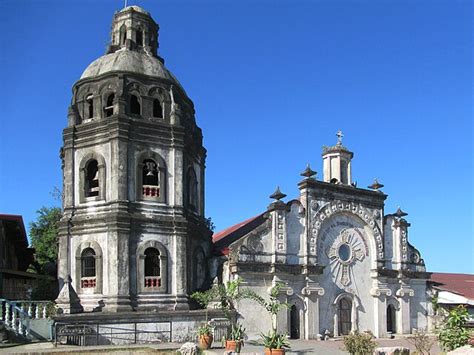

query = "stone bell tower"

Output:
[[56, 6, 212, 313], [322, 130, 354, 185]]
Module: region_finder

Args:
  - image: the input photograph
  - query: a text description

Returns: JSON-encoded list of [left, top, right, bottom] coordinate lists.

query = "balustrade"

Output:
[[0, 299, 52, 338], [144, 276, 161, 288]]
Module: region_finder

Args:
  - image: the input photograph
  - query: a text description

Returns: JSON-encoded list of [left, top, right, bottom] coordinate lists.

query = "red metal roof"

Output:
[[212, 213, 265, 243], [430, 272, 474, 300], [212, 213, 267, 255]]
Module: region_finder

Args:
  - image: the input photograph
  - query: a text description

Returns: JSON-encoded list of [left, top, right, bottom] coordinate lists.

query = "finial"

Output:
[[336, 130, 344, 145], [300, 164, 317, 179], [124, 0, 128, 8], [393, 207, 408, 218], [269, 186, 286, 201], [368, 178, 384, 191]]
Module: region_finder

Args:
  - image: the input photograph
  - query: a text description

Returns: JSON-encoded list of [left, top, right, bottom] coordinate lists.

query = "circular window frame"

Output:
[[337, 243, 352, 264]]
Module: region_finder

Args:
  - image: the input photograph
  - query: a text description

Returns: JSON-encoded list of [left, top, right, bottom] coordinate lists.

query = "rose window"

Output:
[[326, 229, 366, 286]]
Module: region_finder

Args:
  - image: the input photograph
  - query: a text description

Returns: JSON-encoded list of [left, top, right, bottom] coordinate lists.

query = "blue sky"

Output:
[[0, 0, 472, 274]]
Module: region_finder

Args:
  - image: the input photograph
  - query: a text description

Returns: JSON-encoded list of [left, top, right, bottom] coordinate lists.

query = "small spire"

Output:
[[368, 178, 384, 191], [336, 130, 344, 145], [393, 207, 408, 218], [300, 163, 317, 179], [269, 186, 286, 201]]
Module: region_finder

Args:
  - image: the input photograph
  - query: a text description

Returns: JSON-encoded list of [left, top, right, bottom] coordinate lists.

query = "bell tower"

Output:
[[322, 130, 354, 185], [56, 6, 212, 313]]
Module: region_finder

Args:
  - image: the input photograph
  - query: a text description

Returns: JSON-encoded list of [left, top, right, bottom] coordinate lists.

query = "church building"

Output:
[[213, 133, 430, 339], [53, 4, 431, 342]]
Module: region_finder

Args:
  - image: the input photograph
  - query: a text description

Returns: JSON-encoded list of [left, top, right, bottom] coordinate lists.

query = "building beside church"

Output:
[[213, 134, 430, 339], [56, 5, 212, 314]]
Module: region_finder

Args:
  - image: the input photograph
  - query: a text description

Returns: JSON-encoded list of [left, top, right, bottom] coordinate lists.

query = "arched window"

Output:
[[193, 247, 206, 290], [138, 242, 168, 293], [130, 94, 141, 115], [85, 160, 99, 197], [86, 94, 94, 119], [145, 248, 160, 277], [136, 29, 143, 46], [153, 99, 163, 118], [187, 169, 198, 210], [120, 24, 127, 45], [81, 248, 96, 288], [104, 93, 114, 117], [142, 159, 160, 199]]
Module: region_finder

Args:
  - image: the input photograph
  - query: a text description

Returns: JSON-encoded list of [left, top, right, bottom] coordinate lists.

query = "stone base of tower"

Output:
[[54, 309, 227, 344], [134, 294, 190, 311]]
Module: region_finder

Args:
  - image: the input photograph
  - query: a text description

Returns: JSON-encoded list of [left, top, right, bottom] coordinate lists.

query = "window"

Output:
[[137, 153, 166, 204], [136, 29, 143, 46], [193, 247, 205, 290], [104, 93, 114, 117], [153, 99, 163, 118], [130, 94, 141, 115], [142, 159, 160, 199], [85, 160, 99, 197], [187, 169, 198, 210], [120, 25, 126, 45], [145, 248, 160, 277], [138, 243, 167, 292], [86, 94, 94, 119], [81, 248, 96, 288]]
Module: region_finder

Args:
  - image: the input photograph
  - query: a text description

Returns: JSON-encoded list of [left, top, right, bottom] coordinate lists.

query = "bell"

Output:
[[146, 162, 156, 176]]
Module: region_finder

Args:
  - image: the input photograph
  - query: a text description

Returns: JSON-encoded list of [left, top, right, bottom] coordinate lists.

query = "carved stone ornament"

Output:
[[326, 229, 367, 286], [301, 284, 325, 297], [311, 201, 384, 259]]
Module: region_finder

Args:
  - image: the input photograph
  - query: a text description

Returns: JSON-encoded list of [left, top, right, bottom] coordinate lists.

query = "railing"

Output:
[[209, 317, 230, 345], [0, 299, 51, 338], [144, 276, 161, 288], [142, 185, 160, 199], [55, 321, 172, 346]]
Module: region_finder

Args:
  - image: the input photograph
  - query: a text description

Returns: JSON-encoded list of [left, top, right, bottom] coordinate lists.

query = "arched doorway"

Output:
[[338, 298, 352, 335], [387, 304, 396, 334], [290, 305, 300, 339]]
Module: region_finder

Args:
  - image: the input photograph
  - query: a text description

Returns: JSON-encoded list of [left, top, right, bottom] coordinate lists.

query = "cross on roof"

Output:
[[336, 130, 344, 144]]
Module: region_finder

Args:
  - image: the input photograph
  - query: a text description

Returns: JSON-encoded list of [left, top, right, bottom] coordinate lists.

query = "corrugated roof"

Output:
[[212, 213, 267, 254], [430, 272, 474, 300]]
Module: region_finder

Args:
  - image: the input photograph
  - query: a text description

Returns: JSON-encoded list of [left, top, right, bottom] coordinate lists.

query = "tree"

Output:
[[438, 305, 471, 351], [29, 206, 62, 266]]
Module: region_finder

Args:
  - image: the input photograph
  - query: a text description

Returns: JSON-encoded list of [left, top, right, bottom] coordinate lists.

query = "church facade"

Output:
[[213, 135, 430, 339], [56, 6, 212, 313]]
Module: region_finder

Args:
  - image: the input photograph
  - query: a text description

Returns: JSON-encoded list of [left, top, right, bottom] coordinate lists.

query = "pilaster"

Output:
[[301, 279, 325, 339], [396, 280, 415, 334]]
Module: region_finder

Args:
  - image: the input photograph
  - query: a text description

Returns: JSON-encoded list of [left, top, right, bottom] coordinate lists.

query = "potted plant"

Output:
[[196, 323, 213, 350], [225, 322, 245, 353], [192, 278, 248, 352], [262, 331, 290, 355], [245, 282, 291, 354]]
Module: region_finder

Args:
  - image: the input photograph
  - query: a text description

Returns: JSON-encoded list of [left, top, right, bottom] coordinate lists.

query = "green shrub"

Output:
[[437, 305, 470, 351], [342, 331, 377, 355]]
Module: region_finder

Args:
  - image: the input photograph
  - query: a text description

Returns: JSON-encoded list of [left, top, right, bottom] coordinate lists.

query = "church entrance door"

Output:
[[387, 304, 396, 333], [290, 305, 300, 339], [338, 298, 352, 335]]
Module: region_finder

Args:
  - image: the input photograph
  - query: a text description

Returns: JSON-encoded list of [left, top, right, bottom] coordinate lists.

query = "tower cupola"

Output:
[[108, 6, 160, 58], [322, 130, 354, 185]]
